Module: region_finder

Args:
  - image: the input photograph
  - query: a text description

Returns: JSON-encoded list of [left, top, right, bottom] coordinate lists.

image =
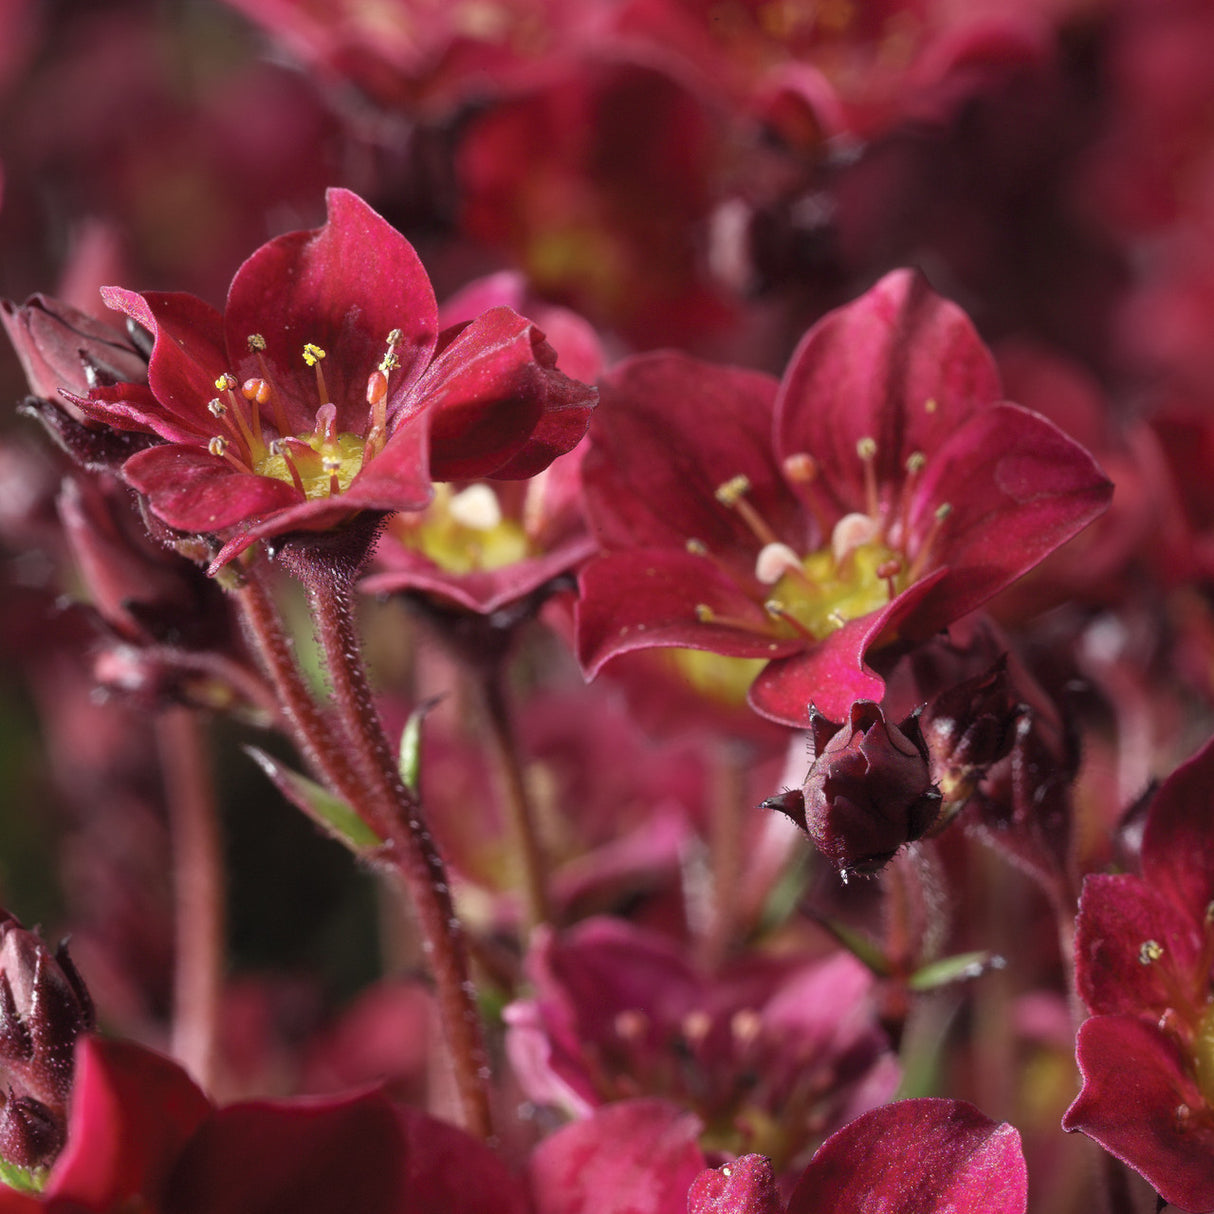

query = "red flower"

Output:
[[1063, 736, 1214, 1212], [576, 270, 1112, 724], [70, 189, 595, 571]]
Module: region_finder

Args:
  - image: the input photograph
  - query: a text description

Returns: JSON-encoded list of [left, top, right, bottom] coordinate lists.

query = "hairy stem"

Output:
[[304, 568, 493, 1141], [156, 707, 224, 1091]]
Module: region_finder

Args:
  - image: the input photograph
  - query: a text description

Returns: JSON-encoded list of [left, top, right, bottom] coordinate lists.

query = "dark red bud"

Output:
[[795, 701, 942, 876], [0, 1094, 64, 1170]]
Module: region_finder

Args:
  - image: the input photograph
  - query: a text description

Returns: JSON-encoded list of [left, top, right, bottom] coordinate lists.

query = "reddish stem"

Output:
[[303, 572, 493, 1140], [156, 706, 224, 1091]]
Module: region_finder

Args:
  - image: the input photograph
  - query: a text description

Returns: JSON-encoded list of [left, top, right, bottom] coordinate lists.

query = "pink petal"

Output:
[[688, 1155, 783, 1214], [789, 1099, 1026, 1214], [1141, 734, 1214, 918], [529, 1098, 705, 1214], [1063, 1016, 1214, 1213]]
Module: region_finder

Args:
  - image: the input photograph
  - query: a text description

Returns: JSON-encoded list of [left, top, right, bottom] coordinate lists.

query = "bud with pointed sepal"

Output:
[[766, 702, 941, 877]]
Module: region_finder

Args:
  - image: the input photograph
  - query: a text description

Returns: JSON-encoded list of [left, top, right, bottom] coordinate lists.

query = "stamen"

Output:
[[222, 381, 261, 461], [831, 511, 880, 568], [248, 333, 289, 436], [240, 379, 268, 448], [764, 599, 815, 640], [302, 343, 329, 404], [269, 439, 307, 496], [906, 501, 951, 583], [894, 451, 926, 550], [731, 1009, 762, 1049], [379, 328, 403, 375], [781, 450, 835, 536], [208, 435, 253, 474], [715, 474, 780, 547], [686, 538, 709, 556], [924, 397, 938, 414], [856, 436, 879, 520], [1140, 940, 1164, 965]]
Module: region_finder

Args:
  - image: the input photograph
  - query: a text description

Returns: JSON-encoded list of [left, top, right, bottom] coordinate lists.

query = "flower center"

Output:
[[205, 332, 402, 500], [392, 483, 530, 574], [694, 440, 947, 644]]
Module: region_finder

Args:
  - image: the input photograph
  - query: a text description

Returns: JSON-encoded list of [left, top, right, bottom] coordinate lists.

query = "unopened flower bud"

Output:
[[767, 702, 941, 876], [0, 912, 94, 1172]]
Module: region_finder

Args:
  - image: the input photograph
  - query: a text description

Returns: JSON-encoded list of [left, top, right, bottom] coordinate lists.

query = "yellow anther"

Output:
[[715, 474, 751, 506], [247, 333, 267, 352], [695, 603, 716, 622], [906, 451, 926, 474], [387, 327, 403, 343], [302, 343, 327, 367], [856, 436, 877, 461], [208, 436, 228, 456], [764, 598, 786, 617], [1139, 940, 1164, 965], [935, 502, 953, 521], [686, 538, 708, 556], [215, 372, 238, 391]]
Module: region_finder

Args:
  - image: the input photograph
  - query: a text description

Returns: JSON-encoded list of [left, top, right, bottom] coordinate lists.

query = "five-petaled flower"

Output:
[[67, 188, 596, 572], [575, 269, 1113, 725]]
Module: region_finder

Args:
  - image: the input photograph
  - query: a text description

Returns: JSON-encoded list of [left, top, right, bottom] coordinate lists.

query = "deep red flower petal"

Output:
[[1073, 873, 1202, 1017], [161, 1089, 407, 1214], [576, 548, 801, 676], [44, 1037, 212, 1210], [896, 403, 1113, 638], [529, 1098, 705, 1214], [1063, 1016, 1214, 1213], [224, 188, 439, 436], [746, 571, 945, 724], [122, 445, 302, 533], [1141, 735, 1214, 919], [583, 352, 789, 555], [68, 382, 206, 445], [773, 269, 1002, 517], [421, 307, 595, 481], [788, 1099, 1026, 1214], [100, 288, 228, 433]]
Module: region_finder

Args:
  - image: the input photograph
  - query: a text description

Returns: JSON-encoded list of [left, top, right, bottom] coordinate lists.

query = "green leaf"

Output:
[[908, 950, 1005, 992], [398, 696, 443, 795], [245, 747, 382, 851], [805, 912, 892, 977]]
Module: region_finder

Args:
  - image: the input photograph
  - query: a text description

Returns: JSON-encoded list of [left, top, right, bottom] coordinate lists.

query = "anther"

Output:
[[207, 398, 227, 418], [765, 600, 815, 640], [242, 378, 271, 406], [379, 329, 403, 375], [782, 452, 818, 483], [714, 474, 780, 546], [1139, 940, 1164, 965], [924, 397, 938, 414], [302, 343, 330, 405], [208, 436, 227, 457], [246, 333, 267, 352], [730, 1009, 762, 1048], [686, 538, 709, 556], [695, 604, 716, 623]]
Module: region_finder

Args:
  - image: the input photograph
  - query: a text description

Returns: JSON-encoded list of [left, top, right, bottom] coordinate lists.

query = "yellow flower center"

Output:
[[394, 483, 531, 575]]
